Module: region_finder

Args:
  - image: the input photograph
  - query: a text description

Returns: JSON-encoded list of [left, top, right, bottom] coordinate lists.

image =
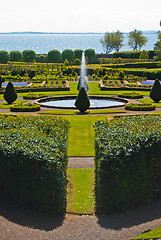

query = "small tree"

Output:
[[84, 49, 96, 63], [74, 49, 83, 59], [154, 31, 161, 60], [128, 29, 147, 51], [75, 87, 90, 112], [22, 50, 36, 62], [47, 49, 61, 63], [4, 82, 17, 104], [62, 49, 74, 62], [9, 50, 22, 62], [139, 50, 149, 59], [100, 31, 124, 53], [74, 58, 81, 65], [0, 50, 9, 64], [150, 79, 161, 103]]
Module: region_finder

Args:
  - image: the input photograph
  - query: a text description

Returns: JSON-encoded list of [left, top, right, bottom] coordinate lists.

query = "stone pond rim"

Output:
[[35, 95, 129, 110]]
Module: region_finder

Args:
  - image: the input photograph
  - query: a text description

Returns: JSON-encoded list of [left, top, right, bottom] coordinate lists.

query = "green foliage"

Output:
[[4, 82, 17, 104], [0, 50, 9, 64], [47, 49, 61, 63], [94, 115, 161, 214], [9, 50, 22, 62], [74, 58, 81, 65], [125, 103, 155, 111], [113, 50, 155, 59], [75, 87, 90, 112], [128, 29, 147, 51], [139, 50, 149, 59], [62, 49, 74, 62], [118, 92, 143, 99], [64, 59, 69, 66], [39, 54, 46, 62], [84, 49, 96, 63], [0, 115, 70, 215], [150, 79, 161, 103], [23, 93, 48, 99], [22, 50, 36, 62], [74, 49, 83, 59], [10, 103, 41, 112], [100, 31, 124, 53]]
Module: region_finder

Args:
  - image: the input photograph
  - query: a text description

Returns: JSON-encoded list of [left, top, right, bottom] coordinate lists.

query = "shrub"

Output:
[[47, 50, 61, 63], [74, 58, 81, 66], [22, 50, 36, 62], [84, 49, 96, 63], [150, 79, 161, 103], [139, 50, 149, 59], [0, 50, 9, 64], [62, 49, 74, 62], [118, 92, 143, 99], [74, 49, 83, 59], [4, 82, 17, 104], [9, 50, 22, 62], [10, 103, 41, 112], [75, 87, 90, 112], [125, 103, 155, 111], [94, 115, 161, 214], [0, 115, 70, 215], [23, 93, 48, 100]]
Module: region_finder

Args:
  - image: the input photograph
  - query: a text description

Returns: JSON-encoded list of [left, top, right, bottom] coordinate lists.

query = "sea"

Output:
[[0, 32, 158, 54]]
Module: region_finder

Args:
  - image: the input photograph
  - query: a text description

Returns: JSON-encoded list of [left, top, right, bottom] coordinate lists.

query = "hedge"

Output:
[[10, 103, 41, 112], [112, 50, 156, 59], [125, 103, 155, 111], [118, 92, 143, 99], [94, 115, 161, 214], [0, 115, 70, 215]]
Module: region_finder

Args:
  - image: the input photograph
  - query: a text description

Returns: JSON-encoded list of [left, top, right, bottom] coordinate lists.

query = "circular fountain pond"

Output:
[[35, 96, 128, 109]]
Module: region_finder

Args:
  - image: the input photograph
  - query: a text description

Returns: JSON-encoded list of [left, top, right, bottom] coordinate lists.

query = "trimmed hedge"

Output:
[[94, 115, 161, 214], [125, 103, 155, 111], [112, 50, 155, 59], [118, 92, 143, 99], [0, 115, 69, 215], [23, 93, 48, 100], [10, 103, 41, 112]]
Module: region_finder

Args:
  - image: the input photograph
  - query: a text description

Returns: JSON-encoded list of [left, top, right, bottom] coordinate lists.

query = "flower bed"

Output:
[[23, 93, 48, 100], [118, 92, 143, 99], [10, 103, 40, 112]]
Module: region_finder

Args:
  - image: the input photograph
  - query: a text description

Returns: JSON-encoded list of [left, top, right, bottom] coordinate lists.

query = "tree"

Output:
[[62, 49, 74, 62], [154, 31, 161, 60], [74, 49, 83, 59], [150, 79, 161, 103], [22, 50, 36, 62], [47, 49, 61, 63], [75, 87, 90, 113], [84, 49, 96, 63], [0, 50, 9, 64], [128, 29, 147, 51], [100, 31, 124, 53], [4, 82, 17, 104], [9, 50, 22, 62]]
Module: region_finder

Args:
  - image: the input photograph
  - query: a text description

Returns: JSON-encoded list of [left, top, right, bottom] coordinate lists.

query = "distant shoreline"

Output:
[[0, 31, 158, 35]]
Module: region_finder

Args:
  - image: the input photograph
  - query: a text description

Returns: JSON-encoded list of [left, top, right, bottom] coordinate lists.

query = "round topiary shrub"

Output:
[[4, 82, 17, 104], [75, 87, 90, 113], [74, 58, 81, 66], [118, 92, 143, 99], [10, 103, 40, 112], [125, 103, 155, 111], [23, 93, 48, 100]]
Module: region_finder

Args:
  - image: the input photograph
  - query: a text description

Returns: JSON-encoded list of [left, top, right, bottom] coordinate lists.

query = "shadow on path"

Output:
[[0, 200, 64, 231], [97, 199, 161, 230]]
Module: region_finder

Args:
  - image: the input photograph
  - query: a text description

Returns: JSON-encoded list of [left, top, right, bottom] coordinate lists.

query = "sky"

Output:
[[0, 0, 161, 33]]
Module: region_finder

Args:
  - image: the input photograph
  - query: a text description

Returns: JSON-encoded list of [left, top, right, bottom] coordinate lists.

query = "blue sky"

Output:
[[1, 0, 161, 33]]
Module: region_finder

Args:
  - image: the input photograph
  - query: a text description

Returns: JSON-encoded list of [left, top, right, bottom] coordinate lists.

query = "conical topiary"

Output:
[[150, 79, 161, 103], [4, 82, 17, 104], [75, 87, 90, 113]]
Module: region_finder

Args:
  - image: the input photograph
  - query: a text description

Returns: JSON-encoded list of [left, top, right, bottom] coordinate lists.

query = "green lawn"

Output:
[[131, 226, 161, 239], [138, 97, 161, 107], [67, 168, 95, 214], [39, 109, 125, 115], [63, 115, 108, 156], [0, 100, 27, 109]]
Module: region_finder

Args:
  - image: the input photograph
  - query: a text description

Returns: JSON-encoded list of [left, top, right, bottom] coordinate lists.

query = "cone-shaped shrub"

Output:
[[75, 87, 90, 112], [150, 79, 161, 103], [4, 82, 17, 104]]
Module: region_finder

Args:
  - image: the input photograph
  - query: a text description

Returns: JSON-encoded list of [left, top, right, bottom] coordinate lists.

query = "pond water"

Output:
[[2, 82, 29, 87], [40, 98, 125, 109]]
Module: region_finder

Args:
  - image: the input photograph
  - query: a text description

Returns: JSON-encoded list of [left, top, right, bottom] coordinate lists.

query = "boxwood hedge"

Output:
[[94, 115, 161, 214], [0, 115, 70, 215]]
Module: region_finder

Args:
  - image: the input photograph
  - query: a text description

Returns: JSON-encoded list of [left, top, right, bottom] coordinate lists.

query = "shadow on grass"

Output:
[[97, 199, 161, 230], [0, 199, 65, 231]]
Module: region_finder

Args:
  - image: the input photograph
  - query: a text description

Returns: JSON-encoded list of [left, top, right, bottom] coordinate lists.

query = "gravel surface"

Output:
[[68, 157, 94, 168]]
